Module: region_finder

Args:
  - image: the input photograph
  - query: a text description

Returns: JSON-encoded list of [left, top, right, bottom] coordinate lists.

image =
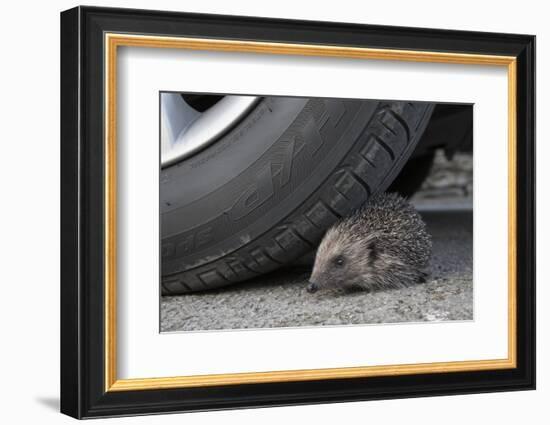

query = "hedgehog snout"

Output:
[[306, 282, 319, 293]]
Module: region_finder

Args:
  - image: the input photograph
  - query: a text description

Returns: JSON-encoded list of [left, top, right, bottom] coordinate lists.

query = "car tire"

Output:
[[161, 97, 434, 294]]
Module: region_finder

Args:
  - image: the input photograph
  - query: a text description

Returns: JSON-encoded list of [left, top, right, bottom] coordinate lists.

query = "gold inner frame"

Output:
[[104, 33, 518, 392]]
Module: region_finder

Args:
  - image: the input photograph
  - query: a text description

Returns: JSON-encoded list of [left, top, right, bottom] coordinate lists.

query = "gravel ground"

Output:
[[161, 209, 473, 332]]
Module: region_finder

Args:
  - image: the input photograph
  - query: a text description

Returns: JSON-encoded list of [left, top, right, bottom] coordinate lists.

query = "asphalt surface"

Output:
[[161, 208, 473, 332]]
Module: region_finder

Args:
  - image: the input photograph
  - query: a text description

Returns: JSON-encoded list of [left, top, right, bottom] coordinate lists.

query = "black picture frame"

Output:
[[60, 5, 535, 419]]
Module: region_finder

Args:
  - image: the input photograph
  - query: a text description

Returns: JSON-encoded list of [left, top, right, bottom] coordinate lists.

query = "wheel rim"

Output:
[[160, 93, 260, 167]]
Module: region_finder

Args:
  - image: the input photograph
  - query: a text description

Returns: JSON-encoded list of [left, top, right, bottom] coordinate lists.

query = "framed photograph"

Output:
[[60, 6, 535, 419]]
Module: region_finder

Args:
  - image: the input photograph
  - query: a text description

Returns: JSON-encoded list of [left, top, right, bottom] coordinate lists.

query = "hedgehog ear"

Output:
[[367, 241, 378, 262]]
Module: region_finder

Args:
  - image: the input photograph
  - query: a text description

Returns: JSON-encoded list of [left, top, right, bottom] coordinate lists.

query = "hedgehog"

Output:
[[307, 192, 432, 294]]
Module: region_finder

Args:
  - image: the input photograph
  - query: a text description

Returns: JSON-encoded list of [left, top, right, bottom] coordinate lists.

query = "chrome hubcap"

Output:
[[161, 93, 260, 167]]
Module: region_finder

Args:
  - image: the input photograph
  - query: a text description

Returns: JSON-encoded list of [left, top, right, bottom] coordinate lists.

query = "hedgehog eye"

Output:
[[334, 256, 345, 267]]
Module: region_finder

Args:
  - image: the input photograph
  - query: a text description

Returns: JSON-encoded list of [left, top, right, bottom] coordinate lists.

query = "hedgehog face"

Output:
[[308, 228, 379, 294]]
